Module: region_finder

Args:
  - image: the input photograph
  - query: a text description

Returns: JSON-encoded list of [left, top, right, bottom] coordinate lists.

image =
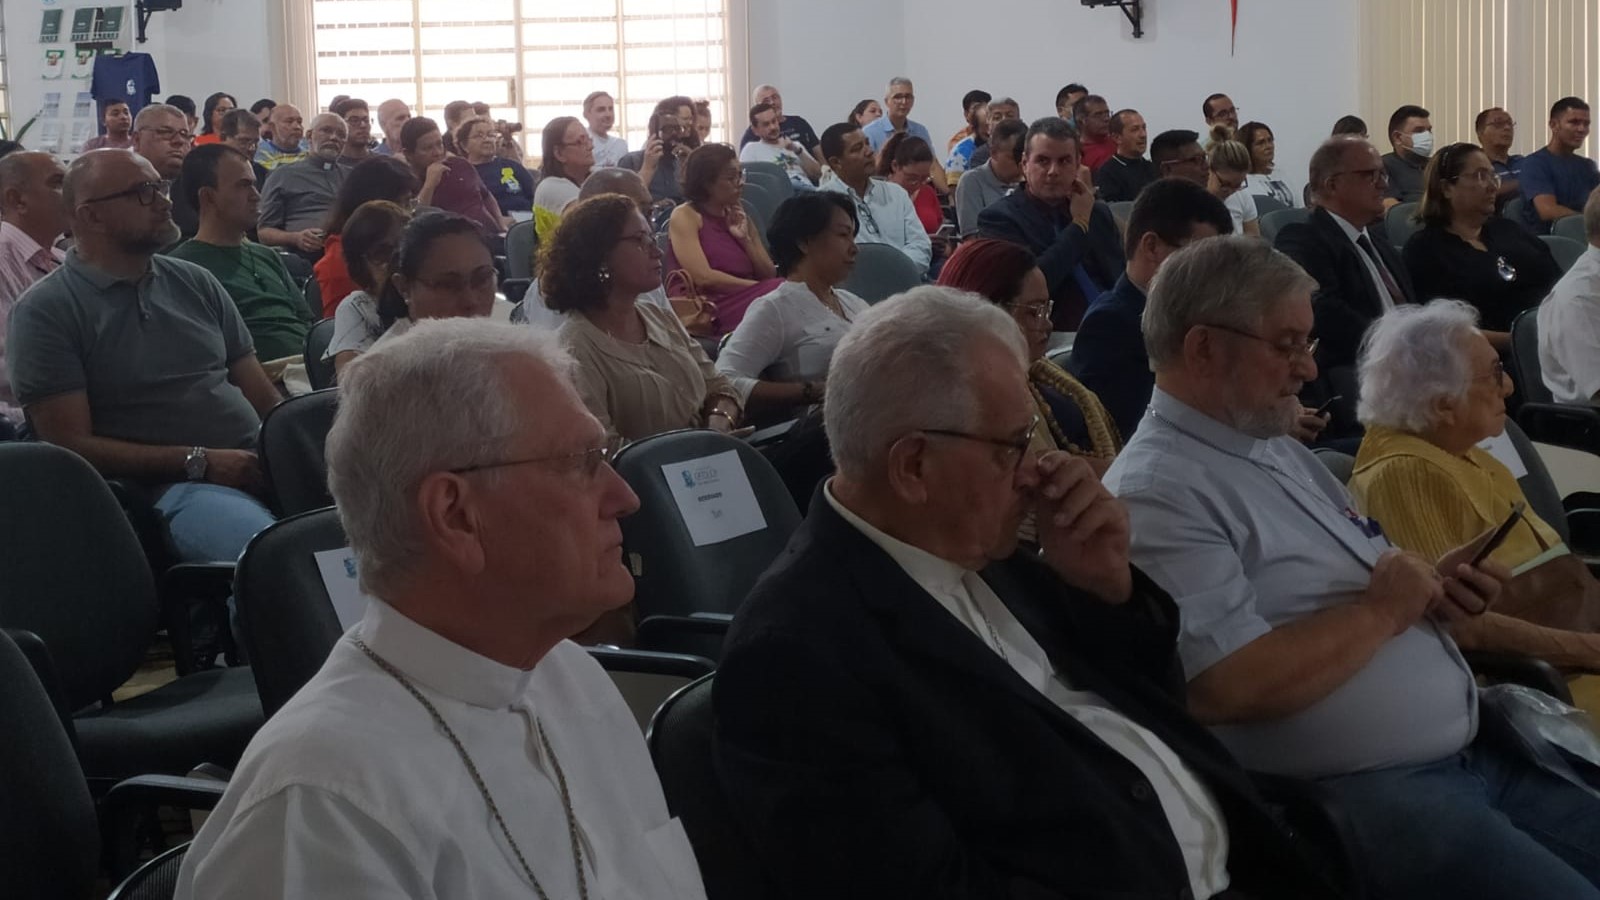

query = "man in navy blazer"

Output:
[[1273, 137, 1416, 434], [1069, 178, 1233, 439], [978, 116, 1126, 331], [714, 287, 1342, 899]]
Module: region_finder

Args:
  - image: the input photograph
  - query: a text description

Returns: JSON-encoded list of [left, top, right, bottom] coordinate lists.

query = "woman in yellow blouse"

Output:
[[545, 194, 742, 442], [1350, 299, 1600, 712]]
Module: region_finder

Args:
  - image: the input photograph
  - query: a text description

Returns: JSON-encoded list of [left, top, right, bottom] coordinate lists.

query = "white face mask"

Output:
[[1409, 130, 1434, 158]]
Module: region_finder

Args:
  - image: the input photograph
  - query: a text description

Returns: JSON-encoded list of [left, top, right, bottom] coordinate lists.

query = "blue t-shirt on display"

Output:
[[1519, 147, 1599, 232], [89, 53, 160, 132]]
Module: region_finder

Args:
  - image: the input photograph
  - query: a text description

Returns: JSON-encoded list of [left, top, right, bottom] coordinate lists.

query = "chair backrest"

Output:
[[1502, 196, 1525, 226], [506, 220, 539, 279], [1107, 200, 1134, 225], [1312, 448, 1356, 485], [0, 444, 158, 709], [234, 507, 350, 717], [1553, 213, 1587, 244], [276, 250, 313, 283], [1509, 306, 1554, 405], [1504, 418, 1573, 546], [739, 195, 770, 249], [613, 430, 802, 620], [587, 647, 715, 731], [106, 842, 189, 900], [740, 160, 788, 191], [647, 675, 770, 900], [303, 317, 338, 391], [1540, 234, 1586, 273], [0, 629, 99, 900], [744, 170, 792, 208], [302, 276, 322, 319], [1252, 193, 1289, 216], [839, 242, 926, 304], [1260, 207, 1312, 242], [258, 388, 340, 517], [1383, 202, 1420, 250]]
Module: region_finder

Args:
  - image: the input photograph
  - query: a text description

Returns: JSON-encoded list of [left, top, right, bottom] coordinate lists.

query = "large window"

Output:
[[1360, 0, 1600, 154], [310, 0, 731, 157]]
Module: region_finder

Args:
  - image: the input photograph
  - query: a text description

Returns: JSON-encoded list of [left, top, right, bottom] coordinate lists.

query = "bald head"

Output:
[[269, 103, 305, 151], [578, 167, 652, 214], [377, 99, 412, 147], [0, 151, 68, 243], [65, 150, 178, 253]]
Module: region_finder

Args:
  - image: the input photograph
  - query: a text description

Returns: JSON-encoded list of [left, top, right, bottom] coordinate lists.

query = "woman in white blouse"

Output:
[[715, 192, 870, 416], [1238, 121, 1301, 209], [1206, 135, 1261, 237]]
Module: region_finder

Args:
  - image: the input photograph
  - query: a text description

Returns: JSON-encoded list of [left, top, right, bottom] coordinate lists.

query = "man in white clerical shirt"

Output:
[[175, 319, 708, 899]]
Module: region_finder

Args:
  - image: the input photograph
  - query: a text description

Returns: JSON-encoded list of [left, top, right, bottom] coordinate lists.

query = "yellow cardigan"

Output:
[[1349, 425, 1563, 571]]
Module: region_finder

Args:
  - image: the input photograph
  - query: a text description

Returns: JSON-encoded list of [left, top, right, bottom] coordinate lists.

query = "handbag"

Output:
[[664, 268, 716, 338]]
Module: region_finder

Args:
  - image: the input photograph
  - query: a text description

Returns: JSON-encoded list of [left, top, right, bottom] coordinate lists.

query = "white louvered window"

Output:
[[1359, 0, 1600, 154], [309, 0, 730, 160]]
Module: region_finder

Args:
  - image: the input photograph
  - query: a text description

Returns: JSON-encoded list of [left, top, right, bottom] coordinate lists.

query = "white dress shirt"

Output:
[[1327, 209, 1399, 311], [819, 177, 933, 268], [824, 484, 1232, 899], [176, 601, 708, 899], [589, 129, 631, 168], [1538, 244, 1600, 403], [714, 280, 869, 402]]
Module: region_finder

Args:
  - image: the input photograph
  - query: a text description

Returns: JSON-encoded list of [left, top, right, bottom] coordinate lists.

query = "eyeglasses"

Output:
[[139, 125, 193, 144], [917, 414, 1040, 473], [1483, 118, 1516, 129], [560, 135, 592, 147], [613, 232, 659, 253], [890, 92, 915, 102], [1336, 167, 1390, 186], [1214, 106, 1240, 119], [345, 116, 372, 127], [1204, 322, 1319, 361], [853, 197, 881, 237], [413, 265, 498, 292], [449, 434, 625, 480], [81, 180, 170, 207], [1006, 299, 1054, 322], [1450, 170, 1502, 187]]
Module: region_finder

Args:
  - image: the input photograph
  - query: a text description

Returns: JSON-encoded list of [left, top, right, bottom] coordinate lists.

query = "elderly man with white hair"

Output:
[[714, 286, 1340, 898], [1538, 186, 1600, 403], [257, 112, 351, 258], [736, 83, 821, 158], [1349, 299, 1600, 705], [1105, 234, 1600, 899], [175, 319, 709, 898]]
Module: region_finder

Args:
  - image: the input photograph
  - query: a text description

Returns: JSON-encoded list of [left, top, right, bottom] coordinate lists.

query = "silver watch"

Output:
[[184, 446, 208, 482]]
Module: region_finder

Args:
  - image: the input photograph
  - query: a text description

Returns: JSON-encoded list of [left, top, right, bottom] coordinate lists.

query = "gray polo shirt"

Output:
[[1103, 388, 1477, 779], [954, 163, 1015, 236], [1382, 151, 1427, 204], [7, 250, 262, 450], [258, 157, 349, 233]]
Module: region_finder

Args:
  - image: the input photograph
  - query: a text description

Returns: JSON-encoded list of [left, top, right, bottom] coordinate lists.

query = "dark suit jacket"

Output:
[[714, 490, 1340, 900], [1274, 207, 1415, 433], [977, 190, 1126, 331], [1070, 273, 1152, 440]]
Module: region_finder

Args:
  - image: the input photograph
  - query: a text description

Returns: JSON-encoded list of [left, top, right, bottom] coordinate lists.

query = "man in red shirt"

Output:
[[1075, 94, 1116, 171]]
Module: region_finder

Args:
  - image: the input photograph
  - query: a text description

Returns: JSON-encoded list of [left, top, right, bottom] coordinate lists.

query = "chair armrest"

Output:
[[1564, 509, 1600, 556], [636, 614, 732, 662], [1462, 649, 1574, 705], [1516, 403, 1600, 455], [101, 774, 230, 879], [2, 627, 76, 745], [745, 418, 798, 447]]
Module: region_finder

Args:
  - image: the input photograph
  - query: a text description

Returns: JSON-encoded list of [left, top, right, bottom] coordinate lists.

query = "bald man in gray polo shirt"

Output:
[[1104, 235, 1600, 900]]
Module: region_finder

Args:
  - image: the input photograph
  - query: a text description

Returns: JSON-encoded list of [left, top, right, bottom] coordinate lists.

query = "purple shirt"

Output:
[[427, 157, 504, 236], [0, 222, 66, 419]]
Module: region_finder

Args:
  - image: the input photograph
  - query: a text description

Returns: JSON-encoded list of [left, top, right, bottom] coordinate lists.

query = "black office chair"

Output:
[[1501, 419, 1600, 558], [234, 507, 350, 717], [588, 647, 715, 731], [0, 444, 262, 788], [1508, 307, 1600, 453], [506, 220, 539, 279], [302, 275, 322, 320], [275, 250, 313, 283], [303, 318, 338, 390], [258, 388, 339, 517], [0, 629, 226, 894], [612, 430, 802, 655], [647, 675, 771, 900], [105, 843, 191, 900]]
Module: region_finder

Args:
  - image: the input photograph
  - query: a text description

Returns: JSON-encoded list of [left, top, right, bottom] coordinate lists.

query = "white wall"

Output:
[[7, 0, 275, 153], [744, 0, 906, 129]]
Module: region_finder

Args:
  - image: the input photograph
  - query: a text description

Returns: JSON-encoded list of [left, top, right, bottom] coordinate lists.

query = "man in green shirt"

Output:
[[169, 145, 312, 377]]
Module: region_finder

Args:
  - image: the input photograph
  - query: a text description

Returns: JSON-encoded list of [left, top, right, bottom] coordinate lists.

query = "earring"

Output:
[[598, 266, 611, 284]]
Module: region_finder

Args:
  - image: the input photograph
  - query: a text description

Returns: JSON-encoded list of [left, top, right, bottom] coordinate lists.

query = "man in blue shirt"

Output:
[[1069, 178, 1232, 439], [862, 77, 948, 195], [1475, 107, 1524, 209], [1520, 96, 1597, 233]]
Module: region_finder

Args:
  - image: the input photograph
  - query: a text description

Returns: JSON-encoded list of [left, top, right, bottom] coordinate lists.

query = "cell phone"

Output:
[[1313, 395, 1344, 418], [1470, 501, 1526, 566]]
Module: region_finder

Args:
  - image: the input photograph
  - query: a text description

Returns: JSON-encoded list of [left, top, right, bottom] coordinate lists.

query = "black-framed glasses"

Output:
[[81, 180, 170, 207], [918, 414, 1040, 472], [413, 265, 497, 292], [449, 434, 625, 480], [1204, 322, 1319, 361]]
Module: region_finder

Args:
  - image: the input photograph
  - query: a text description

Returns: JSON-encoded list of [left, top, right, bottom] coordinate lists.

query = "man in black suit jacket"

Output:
[[714, 286, 1341, 900], [1070, 177, 1234, 439], [1273, 138, 1416, 433], [978, 117, 1126, 331]]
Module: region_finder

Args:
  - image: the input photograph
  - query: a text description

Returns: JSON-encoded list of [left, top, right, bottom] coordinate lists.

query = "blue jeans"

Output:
[[1319, 740, 1600, 899], [152, 482, 276, 563]]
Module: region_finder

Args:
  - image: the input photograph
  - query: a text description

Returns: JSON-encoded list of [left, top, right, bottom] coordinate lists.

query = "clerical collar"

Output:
[[355, 600, 536, 709]]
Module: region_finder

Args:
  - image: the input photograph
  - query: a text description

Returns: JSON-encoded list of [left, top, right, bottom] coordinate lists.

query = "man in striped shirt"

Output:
[[0, 150, 68, 427]]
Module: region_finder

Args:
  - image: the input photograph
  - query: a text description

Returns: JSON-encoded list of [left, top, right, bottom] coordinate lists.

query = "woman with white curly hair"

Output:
[[1350, 298, 1600, 712]]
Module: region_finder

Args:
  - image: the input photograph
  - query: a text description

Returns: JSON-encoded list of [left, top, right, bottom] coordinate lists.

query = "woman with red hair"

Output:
[[937, 238, 1121, 471]]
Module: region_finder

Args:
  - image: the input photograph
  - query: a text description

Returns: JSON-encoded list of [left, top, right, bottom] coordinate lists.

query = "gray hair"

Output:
[[751, 84, 778, 103], [824, 286, 1026, 480], [1144, 235, 1318, 369], [1357, 299, 1480, 433], [991, 96, 1020, 110], [326, 318, 577, 597], [1585, 186, 1600, 243], [309, 112, 347, 134], [887, 76, 914, 93], [133, 103, 184, 131], [1307, 136, 1370, 201]]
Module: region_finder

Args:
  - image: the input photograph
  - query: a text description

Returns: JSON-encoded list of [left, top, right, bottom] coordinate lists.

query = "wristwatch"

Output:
[[184, 446, 208, 482]]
